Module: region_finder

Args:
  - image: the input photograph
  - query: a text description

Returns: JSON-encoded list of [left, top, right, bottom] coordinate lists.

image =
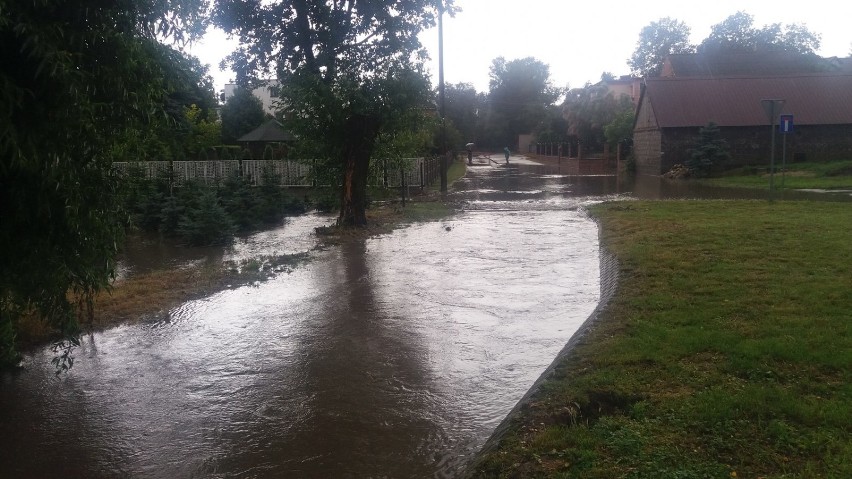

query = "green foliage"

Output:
[[220, 88, 266, 144], [374, 118, 438, 162], [629, 17, 695, 77], [0, 0, 207, 368], [214, 0, 447, 225], [0, 314, 19, 367], [534, 104, 570, 143], [630, 12, 824, 79], [443, 82, 481, 146], [184, 104, 223, 159], [563, 84, 634, 151], [124, 166, 172, 231], [433, 118, 464, 157], [122, 169, 307, 244], [698, 11, 821, 54], [176, 185, 236, 246], [687, 122, 731, 177], [105, 46, 220, 162], [480, 56, 562, 148], [604, 108, 635, 147]]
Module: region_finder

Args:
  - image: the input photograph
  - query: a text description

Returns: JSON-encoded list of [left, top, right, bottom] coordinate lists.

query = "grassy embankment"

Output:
[[17, 161, 467, 349], [703, 160, 852, 190], [470, 199, 851, 478]]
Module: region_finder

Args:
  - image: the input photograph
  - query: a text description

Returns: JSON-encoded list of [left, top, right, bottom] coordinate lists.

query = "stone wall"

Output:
[[640, 124, 852, 175]]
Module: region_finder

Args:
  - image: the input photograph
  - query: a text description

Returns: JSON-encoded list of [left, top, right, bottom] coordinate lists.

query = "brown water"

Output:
[[3, 161, 846, 478]]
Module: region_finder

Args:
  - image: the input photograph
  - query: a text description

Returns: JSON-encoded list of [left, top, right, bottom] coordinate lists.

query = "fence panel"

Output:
[[113, 158, 430, 189]]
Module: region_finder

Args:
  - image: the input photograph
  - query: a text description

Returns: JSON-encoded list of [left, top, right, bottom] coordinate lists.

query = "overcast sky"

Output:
[[190, 0, 852, 94]]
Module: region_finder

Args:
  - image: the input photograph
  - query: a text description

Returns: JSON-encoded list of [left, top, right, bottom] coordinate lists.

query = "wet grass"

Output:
[[703, 160, 852, 190], [469, 199, 852, 478]]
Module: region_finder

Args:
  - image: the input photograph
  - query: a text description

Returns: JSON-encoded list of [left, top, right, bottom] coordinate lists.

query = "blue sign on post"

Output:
[[780, 114, 794, 133]]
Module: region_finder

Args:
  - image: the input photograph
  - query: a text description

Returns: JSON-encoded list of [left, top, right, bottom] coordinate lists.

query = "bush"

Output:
[[121, 168, 308, 245]]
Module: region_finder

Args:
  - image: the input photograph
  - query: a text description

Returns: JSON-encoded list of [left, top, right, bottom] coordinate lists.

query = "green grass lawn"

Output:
[[469, 200, 851, 478], [704, 160, 852, 190]]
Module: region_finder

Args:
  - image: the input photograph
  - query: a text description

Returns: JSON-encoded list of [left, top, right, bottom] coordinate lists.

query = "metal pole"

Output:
[[770, 114, 776, 197], [781, 132, 787, 190], [761, 99, 784, 201], [438, 2, 448, 193]]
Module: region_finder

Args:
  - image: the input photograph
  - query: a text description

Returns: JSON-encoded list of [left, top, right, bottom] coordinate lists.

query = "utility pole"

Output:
[[438, 1, 448, 193]]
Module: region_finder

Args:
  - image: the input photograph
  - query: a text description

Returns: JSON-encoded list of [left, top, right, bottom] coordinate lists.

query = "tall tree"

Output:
[[220, 88, 266, 144], [0, 0, 207, 368], [628, 17, 695, 77], [214, 0, 452, 226], [110, 46, 220, 161], [444, 83, 481, 146], [562, 83, 633, 152], [698, 11, 821, 54], [483, 56, 561, 149]]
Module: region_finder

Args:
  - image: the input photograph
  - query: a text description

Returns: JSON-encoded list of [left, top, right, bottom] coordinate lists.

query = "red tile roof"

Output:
[[644, 74, 852, 128]]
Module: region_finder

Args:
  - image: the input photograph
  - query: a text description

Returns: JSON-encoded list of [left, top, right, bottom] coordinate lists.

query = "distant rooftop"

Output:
[[238, 119, 295, 143], [644, 73, 852, 128], [661, 52, 852, 78]]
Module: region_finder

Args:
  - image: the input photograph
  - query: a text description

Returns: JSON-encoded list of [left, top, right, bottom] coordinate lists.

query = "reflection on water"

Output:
[[116, 212, 335, 281], [3, 162, 845, 477]]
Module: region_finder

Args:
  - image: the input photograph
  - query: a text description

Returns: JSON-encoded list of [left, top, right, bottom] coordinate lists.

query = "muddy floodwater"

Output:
[[3, 161, 846, 478]]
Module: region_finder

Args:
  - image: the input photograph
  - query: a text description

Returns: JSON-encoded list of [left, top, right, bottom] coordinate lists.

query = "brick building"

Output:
[[632, 53, 852, 176]]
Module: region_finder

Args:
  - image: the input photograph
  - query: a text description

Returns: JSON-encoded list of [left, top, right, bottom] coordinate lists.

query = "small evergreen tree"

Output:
[[177, 187, 236, 246], [220, 172, 262, 232], [687, 122, 731, 177], [220, 88, 266, 144]]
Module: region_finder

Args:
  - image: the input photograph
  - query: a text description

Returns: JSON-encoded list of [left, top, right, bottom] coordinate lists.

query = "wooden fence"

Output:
[[112, 157, 441, 188]]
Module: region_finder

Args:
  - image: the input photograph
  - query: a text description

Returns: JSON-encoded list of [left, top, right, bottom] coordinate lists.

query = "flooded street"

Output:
[[3, 161, 645, 477]]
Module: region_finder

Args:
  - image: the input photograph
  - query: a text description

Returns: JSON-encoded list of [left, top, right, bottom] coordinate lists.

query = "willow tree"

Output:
[[0, 0, 207, 368], [214, 0, 453, 226]]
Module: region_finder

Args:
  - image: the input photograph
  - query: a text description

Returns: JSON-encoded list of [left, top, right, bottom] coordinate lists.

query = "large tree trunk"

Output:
[[339, 114, 381, 227]]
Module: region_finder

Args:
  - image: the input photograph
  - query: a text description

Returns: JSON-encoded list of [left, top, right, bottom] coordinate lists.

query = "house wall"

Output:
[[223, 81, 280, 115], [787, 124, 852, 162], [633, 92, 663, 175], [518, 133, 536, 153], [604, 78, 642, 107], [657, 124, 852, 173]]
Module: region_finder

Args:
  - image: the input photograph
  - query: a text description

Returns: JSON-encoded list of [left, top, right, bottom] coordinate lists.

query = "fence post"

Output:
[[383, 159, 388, 188], [400, 168, 406, 206]]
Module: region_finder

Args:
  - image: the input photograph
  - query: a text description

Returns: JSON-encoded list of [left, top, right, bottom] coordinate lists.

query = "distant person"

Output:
[[466, 142, 474, 165], [503, 146, 510, 164]]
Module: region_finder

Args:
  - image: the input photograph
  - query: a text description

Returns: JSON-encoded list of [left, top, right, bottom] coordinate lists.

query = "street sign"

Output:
[[761, 99, 785, 123], [760, 99, 786, 199], [780, 114, 794, 134]]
